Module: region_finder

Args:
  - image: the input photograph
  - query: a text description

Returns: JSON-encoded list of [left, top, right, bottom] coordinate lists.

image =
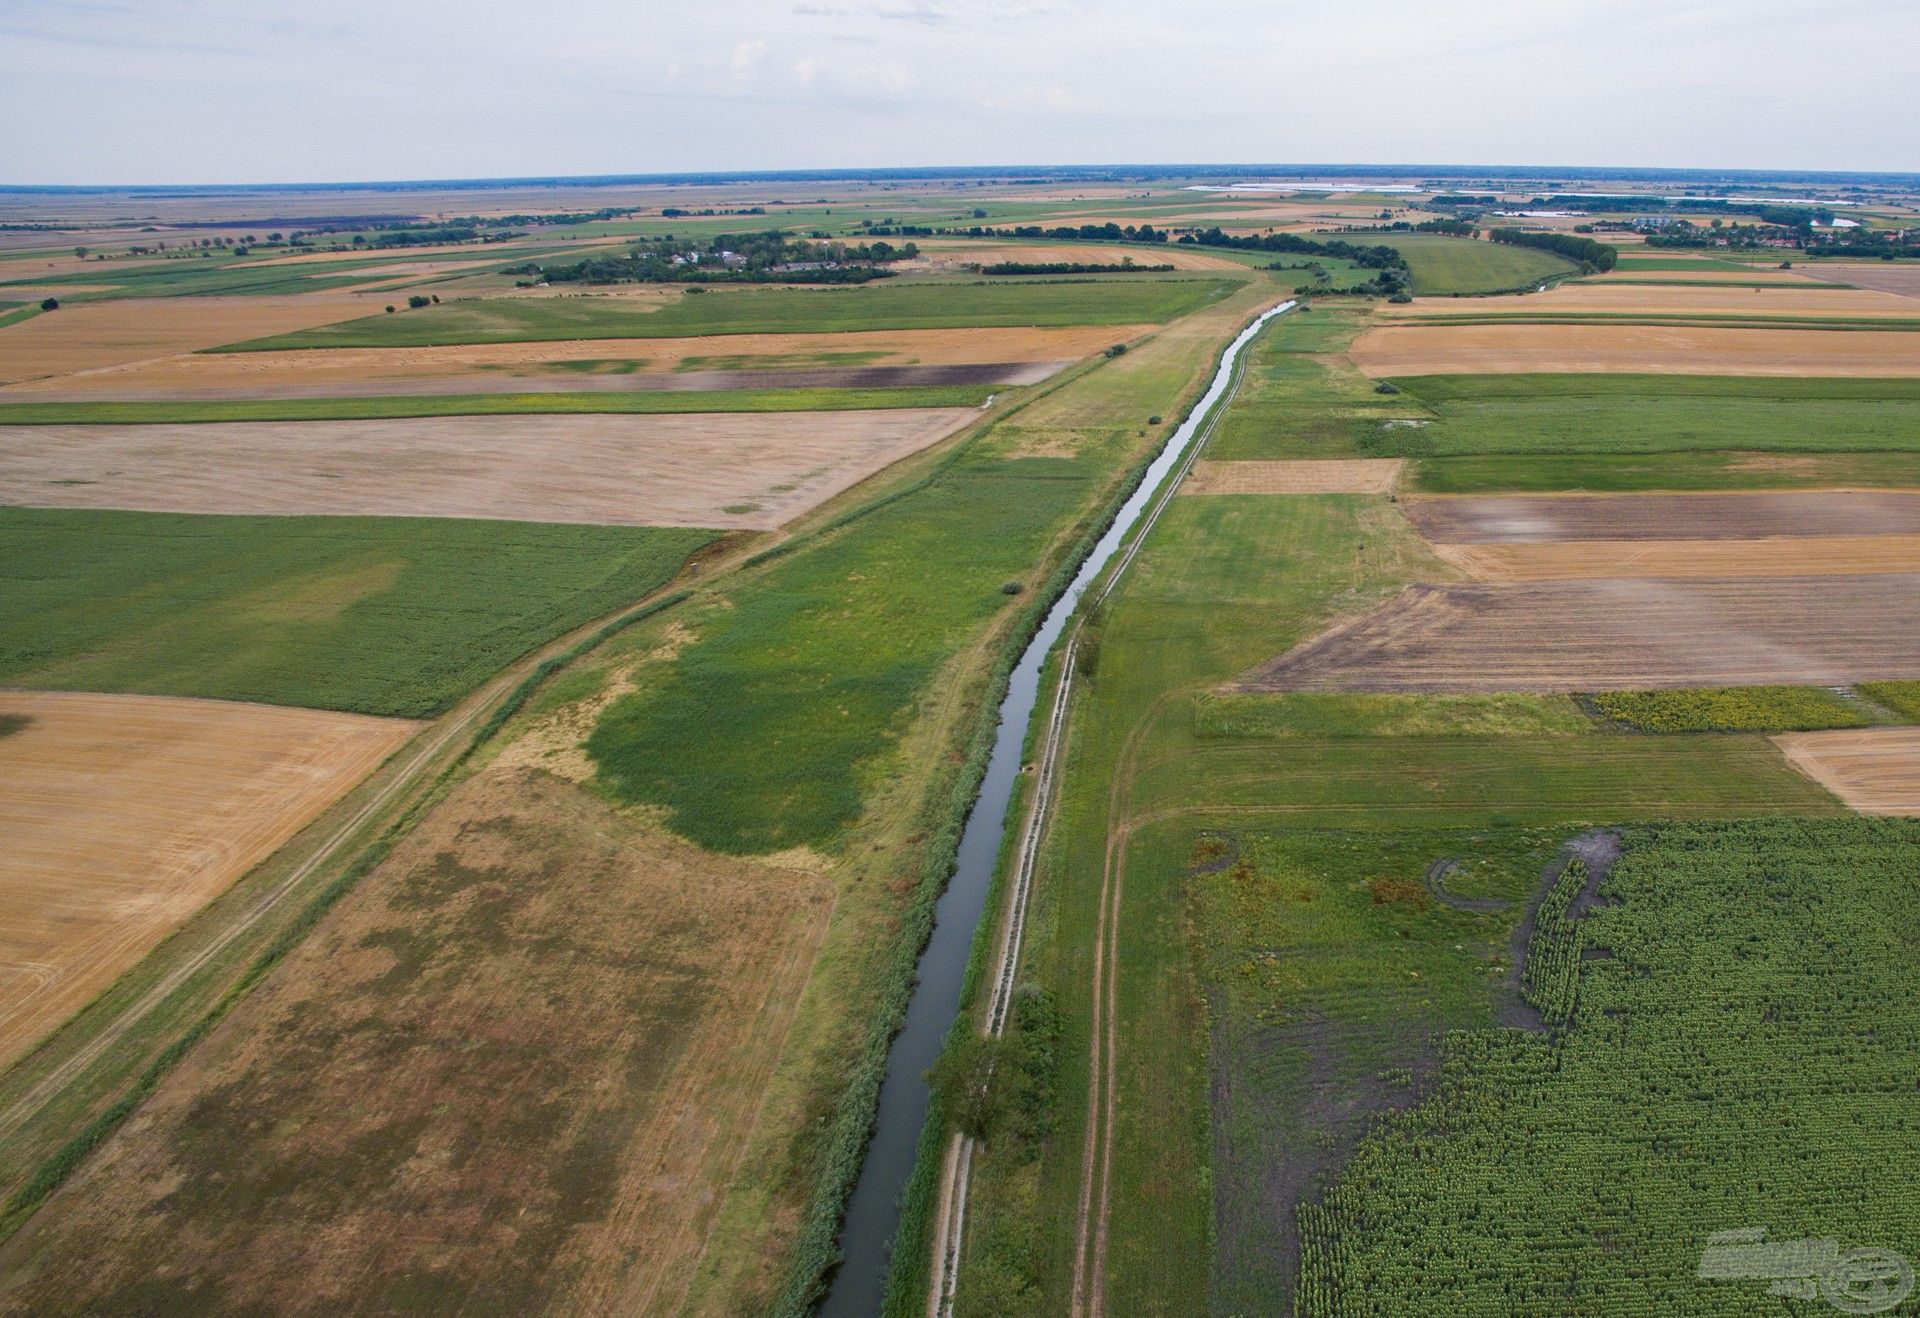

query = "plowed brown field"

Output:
[[1241, 575, 1920, 693], [0, 407, 979, 529], [1348, 323, 1920, 377], [1402, 491, 1920, 543], [0, 325, 1133, 399], [0, 766, 833, 1315], [1432, 535, 1920, 580], [0, 691, 419, 1068], [1800, 264, 1920, 300], [1181, 459, 1404, 495], [1775, 727, 1920, 815]]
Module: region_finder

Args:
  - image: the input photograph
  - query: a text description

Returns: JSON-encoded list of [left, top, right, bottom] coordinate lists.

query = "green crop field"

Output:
[[1298, 818, 1920, 1317], [0, 384, 995, 425], [1860, 681, 1920, 721], [0, 508, 711, 717], [1369, 374, 1920, 459], [1358, 234, 1579, 296], [1584, 684, 1871, 733], [221, 278, 1239, 350]]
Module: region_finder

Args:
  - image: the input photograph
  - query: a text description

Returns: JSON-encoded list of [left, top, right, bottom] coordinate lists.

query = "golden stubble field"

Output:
[[0, 407, 980, 530], [1378, 281, 1918, 319], [0, 765, 835, 1315], [1775, 727, 1920, 815], [1181, 458, 1405, 495], [0, 691, 420, 1069], [1348, 322, 1920, 377]]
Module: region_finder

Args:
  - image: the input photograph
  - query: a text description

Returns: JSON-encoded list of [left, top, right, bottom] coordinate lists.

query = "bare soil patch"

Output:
[[0, 408, 978, 530], [0, 691, 418, 1069], [1348, 323, 1920, 377], [1382, 282, 1913, 319], [1403, 491, 1920, 543], [1242, 575, 1920, 693], [1775, 727, 1920, 815], [0, 325, 1131, 399], [1182, 459, 1404, 495], [0, 766, 834, 1315], [1799, 264, 1920, 300], [1433, 535, 1920, 581], [0, 295, 392, 387]]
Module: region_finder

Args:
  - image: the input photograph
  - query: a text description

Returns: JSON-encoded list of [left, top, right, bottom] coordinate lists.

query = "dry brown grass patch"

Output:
[[0, 766, 834, 1315], [1182, 459, 1404, 495]]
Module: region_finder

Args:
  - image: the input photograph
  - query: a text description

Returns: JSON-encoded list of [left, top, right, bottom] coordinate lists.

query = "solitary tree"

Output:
[[39, 297, 59, 311]]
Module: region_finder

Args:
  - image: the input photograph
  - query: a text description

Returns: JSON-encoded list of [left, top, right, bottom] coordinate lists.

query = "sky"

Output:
[[3, 0, 1917, 186]]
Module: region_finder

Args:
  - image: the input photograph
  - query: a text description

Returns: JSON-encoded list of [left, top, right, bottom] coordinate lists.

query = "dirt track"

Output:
[[1182, 459, 1403, 495], [1775, 727, 1920, 815], [0, 408, 978, 530], [1349, 323, 1920, 377], [1403, 491, 1920, 543], [0, 691, 419, 1069], [1242, 575, 1920, 693]]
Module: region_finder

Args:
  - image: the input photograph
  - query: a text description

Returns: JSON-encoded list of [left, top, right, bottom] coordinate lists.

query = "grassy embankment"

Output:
[[938, 309, 1854, 1315], [221, 277, 1239, 350]]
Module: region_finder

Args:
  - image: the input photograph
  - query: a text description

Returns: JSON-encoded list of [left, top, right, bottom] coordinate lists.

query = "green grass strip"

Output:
[[0, 386, 996, 425]]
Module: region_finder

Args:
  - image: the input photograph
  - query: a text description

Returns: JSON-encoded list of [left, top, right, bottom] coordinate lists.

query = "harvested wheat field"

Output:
[[1380, 281, 1914, 319], [0, 325, 1131, 399], [1799, 263, 1920, 300], [0, 691, 419, 1068], [0, 295, 396, 387], [1586, 267, 1815, 285], [1241, 574, 1920, 694], [0, 766, 832, 1316], [1182, 459, 1404, 495], [913, 241, 1245, 272], [1432, 535, 1920, 581], [0, 408, 977, 530], [1348, 323, 1920, 377], [1401, 491, 1920, 543], [1775, 727, 1920, 815]]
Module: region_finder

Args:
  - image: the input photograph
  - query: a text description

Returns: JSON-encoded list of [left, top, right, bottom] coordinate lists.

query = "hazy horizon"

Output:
[[4, 0, 1916, 187]]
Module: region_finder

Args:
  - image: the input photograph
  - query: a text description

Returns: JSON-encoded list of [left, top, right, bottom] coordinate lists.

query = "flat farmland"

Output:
[[1800, 262, 1920, 299], [1432, 534, 1920, 580], [1181, 458, 1405, 494], [0, 295, 392, 386], [227, 279, 1238, 350], [0, 408, 977, 529], [1380, 280, 1915, 319], [1243, 574, 1920, 693], [0, 508, 712, 716], [0, 691, 419, 1069], [912, 241, 1247, 272], [1350, 323, 1920, 377], [0, 325, 1127, 400], [0, 766, 834, 1315], [1776, 727, 1920, 815], [1350, 234, 1578, 295], [1401, 490, 1920, 542]]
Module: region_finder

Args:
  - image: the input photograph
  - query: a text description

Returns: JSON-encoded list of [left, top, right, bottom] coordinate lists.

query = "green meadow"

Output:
[[0, 508, 711, 717], [223, 277, 1239, 350]]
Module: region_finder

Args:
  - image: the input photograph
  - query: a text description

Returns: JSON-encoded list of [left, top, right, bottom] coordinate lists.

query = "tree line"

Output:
[[1487, 228, 1618, 272]]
